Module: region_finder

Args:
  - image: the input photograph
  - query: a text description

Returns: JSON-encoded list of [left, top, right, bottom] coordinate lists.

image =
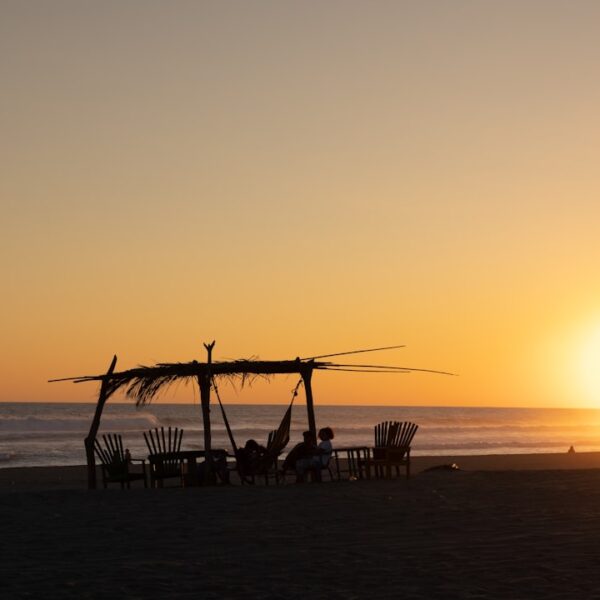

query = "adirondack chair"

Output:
[[366, 421, 418, 479], [144, 427, 184, 488], [94, 433, 147, 489]]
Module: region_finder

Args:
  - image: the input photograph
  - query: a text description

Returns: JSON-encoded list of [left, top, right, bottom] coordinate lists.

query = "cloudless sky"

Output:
[[2, 1, 600, 407]]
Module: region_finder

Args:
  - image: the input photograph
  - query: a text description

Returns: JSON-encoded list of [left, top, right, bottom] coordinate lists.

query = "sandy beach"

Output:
[[2, 453, 600, 599]]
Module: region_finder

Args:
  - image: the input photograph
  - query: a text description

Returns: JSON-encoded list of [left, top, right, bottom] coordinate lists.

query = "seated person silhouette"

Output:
[[282, 430, 318, 483], [236, 438, 267, 475], [312, 427, 334, 470]]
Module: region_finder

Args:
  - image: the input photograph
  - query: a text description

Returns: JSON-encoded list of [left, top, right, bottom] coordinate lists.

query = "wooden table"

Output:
[[149, 449, 229, 487], [332, 446, 371, 480]]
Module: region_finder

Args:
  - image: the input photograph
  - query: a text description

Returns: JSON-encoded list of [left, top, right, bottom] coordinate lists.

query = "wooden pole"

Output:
[[201, 341, 215, 452], [199, 375, 212, 452], [301, 363, 317, 439], [84, 355, 117, 490], [197, 341, 215, 484]]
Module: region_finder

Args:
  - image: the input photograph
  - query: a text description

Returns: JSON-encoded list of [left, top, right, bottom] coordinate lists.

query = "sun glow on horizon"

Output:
[[3, 3, 600, 408], [577, 323, 600, 406]]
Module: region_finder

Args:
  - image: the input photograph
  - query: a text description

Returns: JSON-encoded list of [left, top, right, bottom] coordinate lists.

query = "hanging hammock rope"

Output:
[[211, 376, 303, 456]]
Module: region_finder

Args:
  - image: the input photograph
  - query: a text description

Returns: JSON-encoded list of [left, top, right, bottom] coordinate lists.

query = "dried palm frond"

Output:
[[49, 350, 456, 405]]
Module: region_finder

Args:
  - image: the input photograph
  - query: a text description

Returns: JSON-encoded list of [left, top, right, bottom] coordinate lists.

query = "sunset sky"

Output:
[[2, 1, 600, 407]]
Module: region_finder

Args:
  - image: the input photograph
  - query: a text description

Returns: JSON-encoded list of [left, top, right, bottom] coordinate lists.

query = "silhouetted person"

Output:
[[299, 427, 335, 482], [236, 438, 267, 474], [313, 426, 334, 468], [282, 430, 318, 482]]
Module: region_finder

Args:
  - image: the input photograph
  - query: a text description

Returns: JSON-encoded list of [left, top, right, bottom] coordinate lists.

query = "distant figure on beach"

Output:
[[568, 445, 576, 453]]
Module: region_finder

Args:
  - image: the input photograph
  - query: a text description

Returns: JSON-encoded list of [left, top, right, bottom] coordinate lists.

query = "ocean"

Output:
[[2, 402, 600, 469]]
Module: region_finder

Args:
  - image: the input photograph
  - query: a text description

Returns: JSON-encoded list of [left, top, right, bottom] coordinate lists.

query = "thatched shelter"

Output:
[[51, 342, 453, 489]]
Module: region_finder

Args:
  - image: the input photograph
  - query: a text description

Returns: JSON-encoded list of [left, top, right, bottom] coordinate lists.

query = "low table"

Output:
[[149, 449, 229, 487], [331, 446, 371, 480]]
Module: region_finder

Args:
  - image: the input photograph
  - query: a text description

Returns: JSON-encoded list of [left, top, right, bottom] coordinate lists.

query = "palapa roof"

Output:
[[49, 345, 455, 405]]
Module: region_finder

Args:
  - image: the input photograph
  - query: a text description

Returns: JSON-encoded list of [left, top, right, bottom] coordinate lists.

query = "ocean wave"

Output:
[[414, 439, 590, 451], [0, 414, 162, 434], [0, 452, 16, 462]]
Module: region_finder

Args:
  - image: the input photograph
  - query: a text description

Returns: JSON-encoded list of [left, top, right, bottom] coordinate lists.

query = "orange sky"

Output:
[[2, 1, 600, 407]]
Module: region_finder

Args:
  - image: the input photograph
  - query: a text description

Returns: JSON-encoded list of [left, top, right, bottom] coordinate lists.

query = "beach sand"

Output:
[[2, 453, 600, 599]]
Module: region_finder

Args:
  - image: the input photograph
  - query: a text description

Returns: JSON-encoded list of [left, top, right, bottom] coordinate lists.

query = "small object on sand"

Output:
[[568, 445, 576, 453], [423, 463, 460, 472]]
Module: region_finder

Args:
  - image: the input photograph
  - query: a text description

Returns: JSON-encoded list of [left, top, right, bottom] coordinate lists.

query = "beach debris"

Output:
[[568, 445, 576, 453], [423, 463, 461, 472]]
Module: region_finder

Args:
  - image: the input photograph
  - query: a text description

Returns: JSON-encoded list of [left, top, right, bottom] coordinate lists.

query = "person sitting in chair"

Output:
[[281, 429, 336, 480], [313, 427, 334, 469], [297, 427, 335, 481], [281, 430, 319, 483]]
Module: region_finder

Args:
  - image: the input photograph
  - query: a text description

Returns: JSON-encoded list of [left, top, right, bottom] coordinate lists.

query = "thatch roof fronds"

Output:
[[301, 344, 406, 360], [319, 363, 456, 376], [49, 354, 456, 404]]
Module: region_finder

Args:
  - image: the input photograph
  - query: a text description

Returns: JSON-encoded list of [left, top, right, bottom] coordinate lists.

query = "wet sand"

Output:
[[2, 453, 600, 598]]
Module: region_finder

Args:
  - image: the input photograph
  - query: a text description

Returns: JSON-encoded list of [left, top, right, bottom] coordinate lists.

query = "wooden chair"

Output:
[[144, 427, 184, 488], [366, 421, 418, 479], [94, 434, 147, 489], [237, 428, 290, 485], [264, 428, 289, 483], [304, 451, 335, 483]]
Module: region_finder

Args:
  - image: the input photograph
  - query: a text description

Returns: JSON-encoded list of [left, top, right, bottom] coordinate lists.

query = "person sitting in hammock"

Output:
[[236, 439, 267, 475]]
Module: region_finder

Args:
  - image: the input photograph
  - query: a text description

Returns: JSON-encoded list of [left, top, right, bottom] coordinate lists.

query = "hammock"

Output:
[[212, 377, 301, 482]]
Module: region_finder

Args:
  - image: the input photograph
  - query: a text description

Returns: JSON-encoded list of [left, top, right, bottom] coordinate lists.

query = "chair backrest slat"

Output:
[[374, 421, 418, 449], [94, 439, 111, 465], [397, 422, 418, 448], [100, 433, 126, 463], [267, 428, 290, 455], [144, 427, 185, 480], [144, 427, 184, 454], [94, 434, 128, 480]]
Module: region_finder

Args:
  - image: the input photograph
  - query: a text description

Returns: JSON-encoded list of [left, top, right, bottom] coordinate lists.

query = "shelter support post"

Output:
[[198, 373, 212, 452], [84, 355, 117, 490], [197, 341, 216, 484], [301, 365, 317, 439]]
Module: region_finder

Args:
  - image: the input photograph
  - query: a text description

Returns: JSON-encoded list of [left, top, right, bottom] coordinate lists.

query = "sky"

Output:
[[2, 1, 600, 407]]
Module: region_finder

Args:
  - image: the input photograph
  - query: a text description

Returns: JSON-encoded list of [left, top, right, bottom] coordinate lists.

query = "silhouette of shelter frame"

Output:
[[50, 342, 453, 489]]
